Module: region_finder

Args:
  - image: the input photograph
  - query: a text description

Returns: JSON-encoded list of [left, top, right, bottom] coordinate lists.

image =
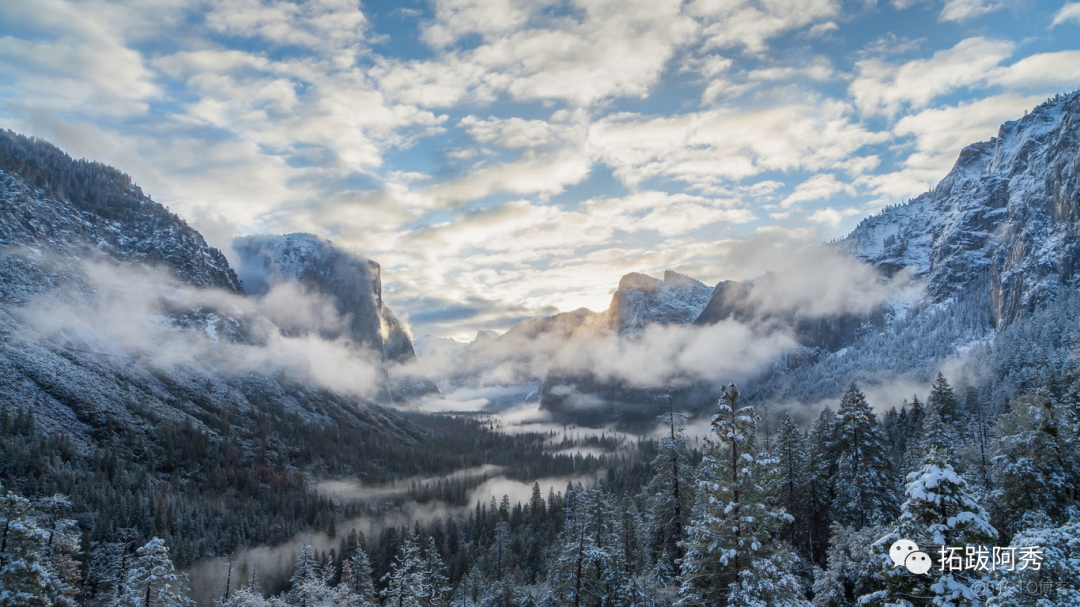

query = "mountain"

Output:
[[604, 270, 713, 334], [738, 91, 1080, 409], [461, 91, 1080, 423], [0, 131, 436, 569], [844, 93, 1080, 327], [232, 233, 439, 400]]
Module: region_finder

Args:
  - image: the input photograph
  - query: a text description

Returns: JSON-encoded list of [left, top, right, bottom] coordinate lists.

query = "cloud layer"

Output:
[[1, 0, 1077, 338]]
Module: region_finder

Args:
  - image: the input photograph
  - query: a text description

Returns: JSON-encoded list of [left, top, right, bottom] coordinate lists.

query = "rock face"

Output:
[[232, 233, 439, 400], [693, 278, 882, 352], [843, 93, 1080, 327], [232, 233, 418, 363], [604, 270, 713, 334]]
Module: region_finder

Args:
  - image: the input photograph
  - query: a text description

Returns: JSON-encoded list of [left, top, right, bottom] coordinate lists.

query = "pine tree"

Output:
[[419, 536, 449, 607], [381, 536, 425, 607], [990, 393, 1080, 532], [677, 384, 803, 607], [774, 413, 811, 555], [343, 545, 377, 605], [832, 383, 897, 529], [870, 449, 997, 607], [0, 490, 78, 607], [119, 537, 193, 607], [808, 407, 840, 564], [927, 374, 960, 427], [986, 516, 1080, 606], [645, 400, 694, 582], [811, 524, 887, 607]]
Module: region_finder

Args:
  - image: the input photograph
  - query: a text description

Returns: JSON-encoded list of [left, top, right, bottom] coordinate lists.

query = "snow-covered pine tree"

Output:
[[990, 393, 1080, 532], [811, 523, 887, 607], [419, 536, 449, 607], [832, 383, 897, 529], [677, 383, 805, 607], [868, 448, 997, 607], [119, 537, 193, 607], [286, 545, 323, 605], [774, 413, 811, 555], [645, 400, 694, 582], [0, 489, 78, 607], [918, 401, 958, 460], [808, 406, 841, 563], [927, 374, 961, 428], [985, 515, 1080, 606], [343, 544, 377, 605], [552, 483, 615, 607], [217, 583, 270, 607], [381, 536, 425, 607]]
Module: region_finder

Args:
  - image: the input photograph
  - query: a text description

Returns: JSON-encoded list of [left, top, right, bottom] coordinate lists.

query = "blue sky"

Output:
[[2, 0, 1079, 340]]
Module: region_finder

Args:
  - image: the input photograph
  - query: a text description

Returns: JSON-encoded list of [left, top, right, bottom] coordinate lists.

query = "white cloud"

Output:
[[376, 0, 699, 107], [939, 0, 1005, 23], [782, 173, 854, 208], [590, 101, 885, 190], [1052, 2, 1080, 26], [205, 0, 369, 57], [807, 206, 861, 226], [865, 93, 1043, 199], [0, 0, 159, 116], [687, 0, 840, 53], [851, 37, 1016, 117]]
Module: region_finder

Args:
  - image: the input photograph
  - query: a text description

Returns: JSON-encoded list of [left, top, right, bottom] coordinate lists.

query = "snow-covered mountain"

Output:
[[458, 91, 1080, 423], [233, 233, 419, 364], [844, 92, 1080, 327], [232, 232, 439, 400], [0, 131, 419, 452], [603, 270, 713, 334]]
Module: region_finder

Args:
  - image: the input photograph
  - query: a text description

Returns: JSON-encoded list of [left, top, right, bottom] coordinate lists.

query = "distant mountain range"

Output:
[[411, 90, 1080, 423], [2, 90, 1078, 431]]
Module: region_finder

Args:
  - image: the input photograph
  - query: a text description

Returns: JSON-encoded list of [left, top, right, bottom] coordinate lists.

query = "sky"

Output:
[[2, 0, 1079, 341]]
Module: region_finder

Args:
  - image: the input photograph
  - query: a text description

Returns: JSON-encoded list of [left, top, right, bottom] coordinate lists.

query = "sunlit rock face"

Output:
[[232, 233, 439, 400]]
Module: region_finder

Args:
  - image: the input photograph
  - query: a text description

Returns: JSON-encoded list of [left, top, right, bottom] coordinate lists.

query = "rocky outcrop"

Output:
[[843, 92, 1080, 327], [604, 270, 712, 334], [232, 233, 439, 399]]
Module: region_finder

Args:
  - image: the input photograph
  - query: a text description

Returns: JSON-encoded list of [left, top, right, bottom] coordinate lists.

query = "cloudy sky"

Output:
[[2, 0, 1079, 340]]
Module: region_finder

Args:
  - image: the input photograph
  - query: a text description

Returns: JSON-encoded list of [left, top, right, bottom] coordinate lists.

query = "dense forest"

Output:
[[4, 368, 1080, 606]]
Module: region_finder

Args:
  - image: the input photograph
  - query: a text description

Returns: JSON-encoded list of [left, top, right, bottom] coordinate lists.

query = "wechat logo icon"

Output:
[[890, 539, 932, 575]]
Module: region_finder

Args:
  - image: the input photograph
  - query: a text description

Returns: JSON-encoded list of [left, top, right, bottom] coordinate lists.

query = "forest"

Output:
[[4, 369, 1079, 607]]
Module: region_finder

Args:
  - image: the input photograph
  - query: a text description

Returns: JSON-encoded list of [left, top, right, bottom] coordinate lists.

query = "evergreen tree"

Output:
[[644, 400, 694, 582], [343, 545, 377, 605], [119, 537, 193, 607], [811, 524, 887, 607], [832, 383, 897, 529], [382, 536, 425, 607], [677, 384, 803, 607], [990, 393, 1080, 532], [0, 490, 80, 607], [870, 449, 997, 607], [774, 414, 811, 555], [807, 407, 840, 564], [927, 374, 961, 427]]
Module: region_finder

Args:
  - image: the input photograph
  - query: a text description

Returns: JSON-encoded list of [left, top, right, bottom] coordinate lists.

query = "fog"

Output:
[[185, 467, 592, 605], [12, 257, 385, 398]]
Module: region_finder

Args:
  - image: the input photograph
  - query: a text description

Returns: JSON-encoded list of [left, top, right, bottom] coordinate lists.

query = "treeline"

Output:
[[4, 372, 1080, 606]]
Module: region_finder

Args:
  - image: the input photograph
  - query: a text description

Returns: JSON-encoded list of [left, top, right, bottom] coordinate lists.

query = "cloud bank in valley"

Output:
[[11, 257, 386, 399]]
